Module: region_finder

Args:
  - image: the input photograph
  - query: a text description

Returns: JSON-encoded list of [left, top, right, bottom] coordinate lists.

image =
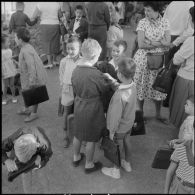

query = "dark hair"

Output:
[[117, 57, 136, 79], [113, 40, 128, 52], [75, 5, 83, 11], [189, 6, 194, 23], [143, 1, 163, 13], [66, 36, 81, 46], [16, 27, 30, 42], [1, 33, 8, 45], [188, 95, 194, 104]]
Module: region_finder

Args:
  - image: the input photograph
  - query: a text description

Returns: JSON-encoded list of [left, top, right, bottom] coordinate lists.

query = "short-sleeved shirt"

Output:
[[171, 140, 194, 184], [136, 15, 170, 53]]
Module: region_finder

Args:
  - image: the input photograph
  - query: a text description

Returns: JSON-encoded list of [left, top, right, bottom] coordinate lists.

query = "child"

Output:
[[15, 27, 48, 122], [71, 39, 118, 173], [69, 5, 88, 43], [164, 135, 194, 194], [59, 36, 82, 148], [169, 95, 194, 148], [2, 126, 53, 194], [101, 57, 137, 179], [107, 13, 124, 60], [2, 34, 17, 105]]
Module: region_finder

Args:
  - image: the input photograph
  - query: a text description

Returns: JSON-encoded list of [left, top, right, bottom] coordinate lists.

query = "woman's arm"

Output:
[[164, 161, 178, 193]]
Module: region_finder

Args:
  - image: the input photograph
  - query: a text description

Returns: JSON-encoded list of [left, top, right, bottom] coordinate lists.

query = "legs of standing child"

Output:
[[9, 77, 17, 103], [2, 78, 9, 105], [24, 104, 39, 122], [72, 136, 83, 164]]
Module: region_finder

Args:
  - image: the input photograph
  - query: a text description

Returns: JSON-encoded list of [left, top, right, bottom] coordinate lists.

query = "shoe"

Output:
[[121, 159, 132, 172], [24, 113, 38, 122], [101, 167, 120, 179], [53, 61, 59, 66], [85, 161, 102, 174], [12, 98, 18, 103], [64, 138, 70, 148], [72, 153, 85, 167], [17, 109, 31, 115]]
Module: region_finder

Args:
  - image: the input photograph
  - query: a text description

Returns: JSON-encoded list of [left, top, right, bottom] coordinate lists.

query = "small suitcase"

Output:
[[152, 145, 174, 169]]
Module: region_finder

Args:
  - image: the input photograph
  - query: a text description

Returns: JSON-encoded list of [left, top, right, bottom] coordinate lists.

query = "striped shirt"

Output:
[[171, 141, 194, 184]]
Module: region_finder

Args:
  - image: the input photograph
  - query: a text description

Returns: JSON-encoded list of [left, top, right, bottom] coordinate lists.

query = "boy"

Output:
[[69, 5, 88, 43], [102, 57, 137, 179]]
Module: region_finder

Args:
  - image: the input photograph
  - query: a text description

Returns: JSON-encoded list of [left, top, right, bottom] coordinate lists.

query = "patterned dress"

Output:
[[133, 15, 170, 101]]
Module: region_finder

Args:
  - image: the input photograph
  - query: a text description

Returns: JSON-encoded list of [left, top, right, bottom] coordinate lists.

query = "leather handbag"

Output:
[[101, 135, 121, 167], [152, 59, 174, 94], [147, 52, 165, 70], [131, 110, 146, 136], [152, 144, 174, 169], [22, 85, 49, 107], [8, 154, 38, 182]]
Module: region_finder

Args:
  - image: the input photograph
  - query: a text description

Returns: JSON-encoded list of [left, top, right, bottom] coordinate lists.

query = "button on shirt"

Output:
[[107, 82, 137, 134]]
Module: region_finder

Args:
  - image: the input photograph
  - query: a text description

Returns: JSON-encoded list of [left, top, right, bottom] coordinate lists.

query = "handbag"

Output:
[[147, 52, 165, 70], [101, 135, 121, 167], [151, 144, 174, 169], [152, 59, 175, 94], [131, 110, 146, 136], [58, 97, 64, 116]]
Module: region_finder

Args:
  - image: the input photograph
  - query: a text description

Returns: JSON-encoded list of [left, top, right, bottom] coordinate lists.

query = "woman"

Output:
[[16, 27, 48, 122], [32, 2, 62, 68], [133, 1, 171, 123], [169, 6, 194, 128]]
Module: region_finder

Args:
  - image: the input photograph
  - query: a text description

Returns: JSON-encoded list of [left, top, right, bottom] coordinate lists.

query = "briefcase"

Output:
[[131, 110, 146, 136], [8, 154, 38, 182], [152, 145, 174, 169], [101, 136, 121, 167], [22, 85, 49, 107]]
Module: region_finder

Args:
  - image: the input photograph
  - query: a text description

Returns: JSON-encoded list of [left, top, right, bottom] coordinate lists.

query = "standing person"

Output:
[[15, 27, 48, 122], [133, 2, 171, 123], [101, 57, 137, 179], [71, 39, 118, 173], [2, 126, 52, 194], [31, 2, 62, 68], [59, 37, 82, 148], [86, 2, 110, 61], [2, 34, 17, 105], [169, 6, 194, 129]]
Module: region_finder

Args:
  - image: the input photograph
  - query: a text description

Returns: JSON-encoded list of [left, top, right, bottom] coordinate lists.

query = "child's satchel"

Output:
[[151, 144, 174, 169], [22, 85, 49, 107], [147, 52, 165, 70], [8, 154, 38, 182], [131, 110, 146, 136], [101, 134, 121, 167]]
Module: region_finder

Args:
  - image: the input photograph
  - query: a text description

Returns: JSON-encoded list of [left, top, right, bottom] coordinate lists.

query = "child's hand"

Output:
[[5, 159, 18, 172], [109, 133, 115, 140], [169, 139, 184, 148], [35, 155, 41, 168]]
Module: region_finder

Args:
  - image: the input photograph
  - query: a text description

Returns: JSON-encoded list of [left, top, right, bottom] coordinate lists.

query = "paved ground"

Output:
[[2, 27, 177, 194]]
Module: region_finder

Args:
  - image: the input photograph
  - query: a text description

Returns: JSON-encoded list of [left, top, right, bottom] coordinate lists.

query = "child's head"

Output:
[[15, 27, 30, 46], [16, 2, 25, 11], [111, 40, 127, 60], [1, 34, 9, 49], [81, 38, 102, 64], [117, 57, 136, 82], [75, 5, 84, 19], [66, 36, 81, 58], [185, 95, 194, 116], [14, 134, 39, 163]]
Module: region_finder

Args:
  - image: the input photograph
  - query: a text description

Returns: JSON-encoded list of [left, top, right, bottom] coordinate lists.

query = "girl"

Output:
[[2, 34, 17, 105], [59, 36, 82, 148], [2, 126, 52, 194], [15, 27, 48, 122], [71, 39, 118, 173]]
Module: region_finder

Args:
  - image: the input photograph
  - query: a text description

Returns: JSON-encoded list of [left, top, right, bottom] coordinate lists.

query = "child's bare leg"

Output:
[[2, 78, 9, 102], [123, 134, 131, 162], [85, 142, 95, 168], [22, 170, 33, 194], [73, 136, 82, 161]]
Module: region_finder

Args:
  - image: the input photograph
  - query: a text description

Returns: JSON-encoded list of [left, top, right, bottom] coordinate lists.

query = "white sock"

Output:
[[85, 162, 94, 169], [73, 154, 81, 161]]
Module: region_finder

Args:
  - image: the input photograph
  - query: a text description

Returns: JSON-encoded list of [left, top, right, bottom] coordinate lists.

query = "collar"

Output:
[[66, 55, 81, 62], [75, 17, 81, 21], [118, 82, 134, 90]]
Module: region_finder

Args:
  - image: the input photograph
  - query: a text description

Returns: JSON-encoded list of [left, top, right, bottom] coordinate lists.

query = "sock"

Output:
[[73, 153, 81, 161], [85, 162, 94, 169]]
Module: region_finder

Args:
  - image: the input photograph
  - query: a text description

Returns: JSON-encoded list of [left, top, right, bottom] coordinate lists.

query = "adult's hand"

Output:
[[5, 159, 18, 172]]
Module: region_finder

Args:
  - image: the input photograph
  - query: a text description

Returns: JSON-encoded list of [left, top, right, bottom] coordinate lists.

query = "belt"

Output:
[[177, 176, 195, 188]]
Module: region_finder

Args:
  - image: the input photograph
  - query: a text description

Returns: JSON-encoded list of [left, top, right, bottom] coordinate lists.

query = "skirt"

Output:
[[39, 24, 60, 55], [169, 176, 195, 194], [169, 75, 194, 128]]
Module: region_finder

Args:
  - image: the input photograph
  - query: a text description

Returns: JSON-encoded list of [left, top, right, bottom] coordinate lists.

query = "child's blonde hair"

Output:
[[117, 57, 136, 79], [14, 134, 38, 163], [81, 38, 102, 60]]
